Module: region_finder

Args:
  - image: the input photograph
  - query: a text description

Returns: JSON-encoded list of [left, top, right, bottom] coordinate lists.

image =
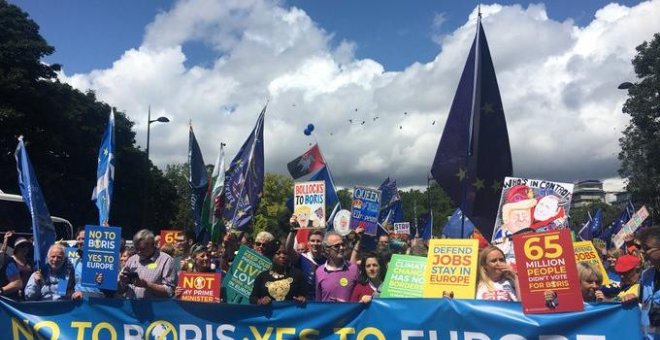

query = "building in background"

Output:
[[571, 180, 606, 208]]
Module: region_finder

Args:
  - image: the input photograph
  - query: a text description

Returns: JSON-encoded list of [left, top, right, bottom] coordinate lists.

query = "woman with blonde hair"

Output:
[[476, 246, 519, 301]]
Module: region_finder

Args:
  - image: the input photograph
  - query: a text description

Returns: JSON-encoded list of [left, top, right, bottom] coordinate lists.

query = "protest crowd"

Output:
[[1, 216, 657, 326]]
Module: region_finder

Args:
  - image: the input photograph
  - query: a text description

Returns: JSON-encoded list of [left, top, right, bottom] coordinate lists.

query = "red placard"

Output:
[[177, 272, 221, 303], [160, 229, 183, 247], [512, 229, 583, 314]]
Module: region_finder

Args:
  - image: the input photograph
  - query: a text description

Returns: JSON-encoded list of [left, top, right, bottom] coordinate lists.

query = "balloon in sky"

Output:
[[304, 128, 311, 136], [307, 123, 315, 132]]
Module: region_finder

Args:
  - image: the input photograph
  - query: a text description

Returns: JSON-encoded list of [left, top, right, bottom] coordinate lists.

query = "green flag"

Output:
[[201, 142, 226, 242]]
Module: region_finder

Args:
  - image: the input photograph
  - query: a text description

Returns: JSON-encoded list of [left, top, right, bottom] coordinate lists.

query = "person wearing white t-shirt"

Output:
[[476, 246, 520, 301]]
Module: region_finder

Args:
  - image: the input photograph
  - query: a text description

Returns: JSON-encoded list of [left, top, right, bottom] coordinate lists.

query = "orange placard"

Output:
[[177, 272, 221, 303], [160, 229, 183, 247]]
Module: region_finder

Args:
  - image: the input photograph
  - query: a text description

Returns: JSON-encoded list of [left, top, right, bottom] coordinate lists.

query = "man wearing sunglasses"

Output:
[[315, 232, 358, 302]]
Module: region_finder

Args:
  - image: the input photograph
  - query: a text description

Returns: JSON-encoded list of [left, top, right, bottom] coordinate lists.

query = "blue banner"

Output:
[[0, 298, 641, 339], [82, 225, 121, 290]]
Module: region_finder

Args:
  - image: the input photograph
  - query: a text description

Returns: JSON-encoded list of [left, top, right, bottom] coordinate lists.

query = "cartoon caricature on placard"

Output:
[[492, 177, 574, 265]]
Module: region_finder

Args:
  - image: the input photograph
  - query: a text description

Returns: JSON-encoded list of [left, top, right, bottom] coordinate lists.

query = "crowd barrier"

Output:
[[0, 297, 641, 339]]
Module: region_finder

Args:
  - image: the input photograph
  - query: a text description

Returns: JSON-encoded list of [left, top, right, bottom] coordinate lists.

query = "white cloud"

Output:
[[58, 0, 660, 190]]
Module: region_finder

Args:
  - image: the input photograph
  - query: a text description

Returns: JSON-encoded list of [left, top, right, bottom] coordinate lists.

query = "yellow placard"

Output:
[[573, 241, 610, 285], [423, 239, 478, 299]]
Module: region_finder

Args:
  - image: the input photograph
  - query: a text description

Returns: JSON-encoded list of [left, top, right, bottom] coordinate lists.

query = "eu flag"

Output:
[[222, 106, 266, 230], [417, 212, 433, 241], [91, 109, 115, 226], [590, 208, 603, 238], [442, 208, 476, 239], [377, 177, 402, 224], [430, 17, 512, 240], [189, 125, 209, 241], [15, 136, 56, 271]]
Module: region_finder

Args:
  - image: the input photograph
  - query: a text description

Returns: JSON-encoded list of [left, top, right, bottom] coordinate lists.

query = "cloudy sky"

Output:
[[11, 0, 660, 191]]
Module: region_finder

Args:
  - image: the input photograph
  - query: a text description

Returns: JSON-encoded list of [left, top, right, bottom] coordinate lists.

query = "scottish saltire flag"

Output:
[[223, 106, 265, 230], [418, 212, 433, 241], [91, 109, 115, 226], [201, 143, 226, 243], [287, 144, 325, 179], [15, 136, 56, 271], [430, 15, 512, 241], [442, 208, 476, 239], [310, 166, 339, 207], [189, 125, 209, 241]]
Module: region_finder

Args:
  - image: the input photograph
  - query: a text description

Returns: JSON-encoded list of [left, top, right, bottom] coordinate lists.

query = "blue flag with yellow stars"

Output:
[[430, 16, 512, 240], [222, 106, 266, 230]]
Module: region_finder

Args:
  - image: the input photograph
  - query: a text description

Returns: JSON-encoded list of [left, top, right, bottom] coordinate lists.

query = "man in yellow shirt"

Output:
[[614, 254, 641, 303]]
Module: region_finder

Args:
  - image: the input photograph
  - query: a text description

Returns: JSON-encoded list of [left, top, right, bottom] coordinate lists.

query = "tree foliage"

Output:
[[618, 33, 660, 221], [0, 1, 177, 238], [568, 202, 620, 233], [253, 173, 293, 240]]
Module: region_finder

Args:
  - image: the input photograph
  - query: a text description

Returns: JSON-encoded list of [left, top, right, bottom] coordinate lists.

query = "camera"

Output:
[[124, 271, 139, 283]]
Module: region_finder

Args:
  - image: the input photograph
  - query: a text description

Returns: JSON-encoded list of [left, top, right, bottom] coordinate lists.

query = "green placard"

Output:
[[222, 245, 272, 304], [380, 254, 426, 298]]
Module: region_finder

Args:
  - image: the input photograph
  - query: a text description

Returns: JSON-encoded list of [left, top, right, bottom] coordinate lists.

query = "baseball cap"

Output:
[[614, 254, 641, 274]]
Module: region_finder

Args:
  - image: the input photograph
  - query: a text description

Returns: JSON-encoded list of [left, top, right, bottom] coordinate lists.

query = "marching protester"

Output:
[[286, 222, 326, 301], [253, 231, 274, 256], [577, 262, 605, 302], [24, 244, 77, 301], [10, 236, 33, 293], [0, 232, 23, 300], [350, 252, 385, 303], [118, 229, 176, 299], [175, 244, 221, 302], [315, 232, 359, 302], [601, 254, 641, 303], [475, 246, 519, 301], [250, 240, 306, 305]]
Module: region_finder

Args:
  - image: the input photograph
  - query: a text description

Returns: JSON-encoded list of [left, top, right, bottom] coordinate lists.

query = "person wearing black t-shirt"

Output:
[[250, 240, 306, 305]]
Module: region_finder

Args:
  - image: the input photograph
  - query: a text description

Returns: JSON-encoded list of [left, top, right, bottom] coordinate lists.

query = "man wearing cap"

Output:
[[612, 254, 641, 303]]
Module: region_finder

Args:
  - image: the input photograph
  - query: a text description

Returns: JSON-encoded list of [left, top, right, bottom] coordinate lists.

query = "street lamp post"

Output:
[[146, 105, 170, 160], [144, 105, 169, 227]]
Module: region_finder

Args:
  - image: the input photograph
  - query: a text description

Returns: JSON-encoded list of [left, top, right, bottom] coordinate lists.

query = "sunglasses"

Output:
[[254, 241, 267, 247], [326, 242, 345, 251]]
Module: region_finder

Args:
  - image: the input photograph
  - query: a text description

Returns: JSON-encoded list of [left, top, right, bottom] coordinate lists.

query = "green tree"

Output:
[[399, 182, 455, 236], [568, 202, 619, 235], [253, 173, 294, 240], [0, 1, 177, 238], [619, 33, 660, 221]]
